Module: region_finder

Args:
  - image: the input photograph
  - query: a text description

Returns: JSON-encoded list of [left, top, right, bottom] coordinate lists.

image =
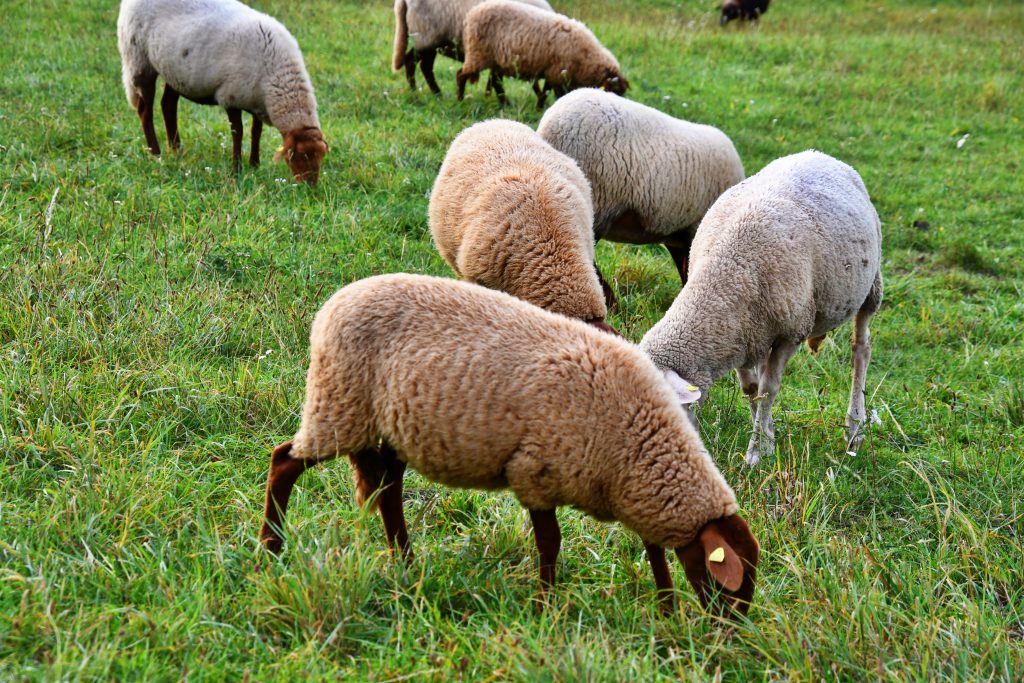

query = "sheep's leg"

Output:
[[403, 50, 417, 90], [664, 243, 694, 285], [529, 508, 561, 594], [736, 367, 760, 421], [249, 116, 263, 167], [456, 67, 474, 101], [136, 74, 161, 155], [846, 309, 874, 450], [645, 543, 675, 614], [419, 49, 441, 95], [744, 340, 799, 467], [349, 445, 412, 558], [260, 441, 334, 553], [226, 108, 243, 173], [532, 79, 548, 110], [160, 85, 181, 152], [594, 263, 619, 313]]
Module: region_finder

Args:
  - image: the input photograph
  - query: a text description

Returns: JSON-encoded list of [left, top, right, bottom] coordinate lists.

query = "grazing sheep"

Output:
[[458, 0, 629, 109], [392, 0, 553, 96], [430, 119, 612, 332], [260, 274, 759, 617], [117, 0, 328, 184], [639, 150, 883, 466], [537, 88, 744, 302], [720, 0, 771, 25]]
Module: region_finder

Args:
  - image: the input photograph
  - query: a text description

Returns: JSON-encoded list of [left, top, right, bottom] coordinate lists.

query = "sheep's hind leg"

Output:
[[456, 67, 477, 101], [744, 340, 799, 467], [529, 508, 561, 601], [136, 73, 160, 155], [419, 49, 441, 95], [249, 116, 263, 167], [260, 441, 335, 553], [350, 444, 412, 558], [160, 85, 181, 152], [226, 108, 244, 173], [645, 543, 675, 614], [403, 50, 417, 90], [846, 308, 874, 450]]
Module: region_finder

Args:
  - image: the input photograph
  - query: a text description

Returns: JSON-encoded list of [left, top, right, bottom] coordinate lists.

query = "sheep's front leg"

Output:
[[160, 85, 181, 152], [249, 116, 263, 167], [529, 508, 561, 595], [456, 68, 473, 101], [136, 74, 161, 155], [846, 308, 874, 449], [419, 49, 441, 95], [736, 366, 760, 421], [226, 107, 244, 173], [261, 441, 330, 553], [645, 543, 675, 613], [745, 340, 799, 467]]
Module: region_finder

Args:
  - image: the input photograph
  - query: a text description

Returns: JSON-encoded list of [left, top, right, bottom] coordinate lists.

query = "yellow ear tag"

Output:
[[688, 385, 699, 392], [709, 547, 726, 563]]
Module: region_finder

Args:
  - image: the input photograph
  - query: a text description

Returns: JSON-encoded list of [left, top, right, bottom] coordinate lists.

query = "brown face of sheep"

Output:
[[602, 73, 630, 96], [276, 127, 328, 185], [676, 514, 759, 618]]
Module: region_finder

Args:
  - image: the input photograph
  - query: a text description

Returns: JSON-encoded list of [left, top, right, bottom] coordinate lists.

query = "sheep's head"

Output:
[[720, 1, 742, 24], [276, 127, 328, 185], [676, 514, 759, 618], [602, 72, 630, 96]]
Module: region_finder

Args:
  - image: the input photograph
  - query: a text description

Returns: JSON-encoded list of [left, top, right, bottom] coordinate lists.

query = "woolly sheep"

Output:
[[639, 150, 883, 467], [457, 0, 629, 109], [429, 119, 612, 331], [720, 0, 771, 25], [117, 0, 328, 184], [537, 88, 745, 302], [260, 273, 760, 617], [391, 0, 553, 95]]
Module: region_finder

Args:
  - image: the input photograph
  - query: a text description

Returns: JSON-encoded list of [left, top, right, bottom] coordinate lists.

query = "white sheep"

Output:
[[639, 150, 884, 466], [391, 0, 553, 95], [457, 1, 629, 109], [260, 273, 759, 617], [429, 119, 612, 331], [538, 88, 745, 302], [117, 0, 328, 184]]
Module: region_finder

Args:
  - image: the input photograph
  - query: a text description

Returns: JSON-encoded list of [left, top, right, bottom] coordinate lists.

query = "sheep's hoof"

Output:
[[743, 449, 761, 468], [845, 419, 865, 451]]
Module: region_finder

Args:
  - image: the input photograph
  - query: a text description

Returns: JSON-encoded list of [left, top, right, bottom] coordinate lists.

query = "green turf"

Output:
[[1, 0, 1022, 679]]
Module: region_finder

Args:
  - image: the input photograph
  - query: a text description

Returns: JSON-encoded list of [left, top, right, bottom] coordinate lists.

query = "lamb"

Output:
[[639, 150, 883, 467], [429, 119, 613, 332], [537, 88, 745, 303], [391, 0, 553, 96], [260, 273, 759, 617], [720, 0, 771, 25], [117, 0, 328, 184], [457, 0, 629, 109]]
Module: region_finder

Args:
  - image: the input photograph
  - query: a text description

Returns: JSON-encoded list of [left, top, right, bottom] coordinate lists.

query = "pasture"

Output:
[[1, 0, 1022, 679]]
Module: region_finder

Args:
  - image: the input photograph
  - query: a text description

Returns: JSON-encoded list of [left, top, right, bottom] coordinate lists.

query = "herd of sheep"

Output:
[[116, 0, 879, 620]]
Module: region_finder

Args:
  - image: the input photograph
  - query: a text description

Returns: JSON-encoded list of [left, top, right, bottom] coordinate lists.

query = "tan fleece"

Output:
[[460, 1, 624, 92], [429, 119, 605, 321], [290, 274, 738, 549]]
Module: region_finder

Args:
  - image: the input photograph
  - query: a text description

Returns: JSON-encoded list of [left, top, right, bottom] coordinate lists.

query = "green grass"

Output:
[[2, 0, 1023, 679]]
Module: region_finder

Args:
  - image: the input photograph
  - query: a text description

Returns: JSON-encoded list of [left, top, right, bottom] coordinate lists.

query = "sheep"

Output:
[[537, 88, 745, 305], [117, 0, 328, 184], [260, 273, 760, 617], [457, 0, 629, 109], [429, 119, 614, 333], [720, 0, 771, 25], [639, 150, 883, 467], [391, 0, 553, 96]]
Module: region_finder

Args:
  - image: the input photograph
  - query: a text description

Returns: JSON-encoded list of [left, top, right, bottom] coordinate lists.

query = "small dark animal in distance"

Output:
[[721, 0, 771, 25]]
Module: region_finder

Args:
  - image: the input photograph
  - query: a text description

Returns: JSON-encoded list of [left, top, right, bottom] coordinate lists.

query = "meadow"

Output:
[[1, 0, 1023, 679]]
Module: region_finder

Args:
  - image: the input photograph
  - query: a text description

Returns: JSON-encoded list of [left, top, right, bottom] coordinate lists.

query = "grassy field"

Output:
[[2, 0, 1023, 679]]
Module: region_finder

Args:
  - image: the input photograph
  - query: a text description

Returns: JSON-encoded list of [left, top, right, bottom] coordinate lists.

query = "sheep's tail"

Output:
[[392, 0, 409, 72], [121, 63, 140, 109]]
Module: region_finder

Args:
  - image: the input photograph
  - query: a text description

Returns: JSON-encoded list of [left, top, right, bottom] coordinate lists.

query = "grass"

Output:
[[1, 0, 1023, 679]]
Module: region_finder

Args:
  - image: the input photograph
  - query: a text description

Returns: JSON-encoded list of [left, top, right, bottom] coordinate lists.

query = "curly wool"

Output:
[[118, 0, 319, 134], [290, 274, 738, 549], [429, 119, 605, 321], [538, 88, 744, 242]]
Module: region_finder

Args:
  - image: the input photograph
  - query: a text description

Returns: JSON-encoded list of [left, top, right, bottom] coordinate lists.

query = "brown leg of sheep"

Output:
[[594, 263, 619, 313], [490, 72, 507, 106], [160, 85, 181, 152], [226, 108, 243, 173], [532, 80, 548, 110], [403, 50, 417, 90], [644, 543, 675, 614], [529, 508, 561, 596], [249, 116, 263, 167], [419, 49, 441, 95], [136, 74, 161, 155], [260, 440, 333, 553], [349, 445, 412, 559], [456, 69, 472, 101], [665, 244, 690, 285]]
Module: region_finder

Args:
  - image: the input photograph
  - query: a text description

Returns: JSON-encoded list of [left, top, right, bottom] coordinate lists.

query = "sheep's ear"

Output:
[[698, 525, 744, 591], [663, 369, 701, 405]]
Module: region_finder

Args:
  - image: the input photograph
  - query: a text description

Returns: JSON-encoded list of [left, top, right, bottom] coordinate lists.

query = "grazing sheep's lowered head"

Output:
[[720, 0, 771, 25], [275, 127, 329, 185]]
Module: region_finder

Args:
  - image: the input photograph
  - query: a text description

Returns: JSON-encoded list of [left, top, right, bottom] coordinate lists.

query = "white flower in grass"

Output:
[[956, 133, 970, 149]]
